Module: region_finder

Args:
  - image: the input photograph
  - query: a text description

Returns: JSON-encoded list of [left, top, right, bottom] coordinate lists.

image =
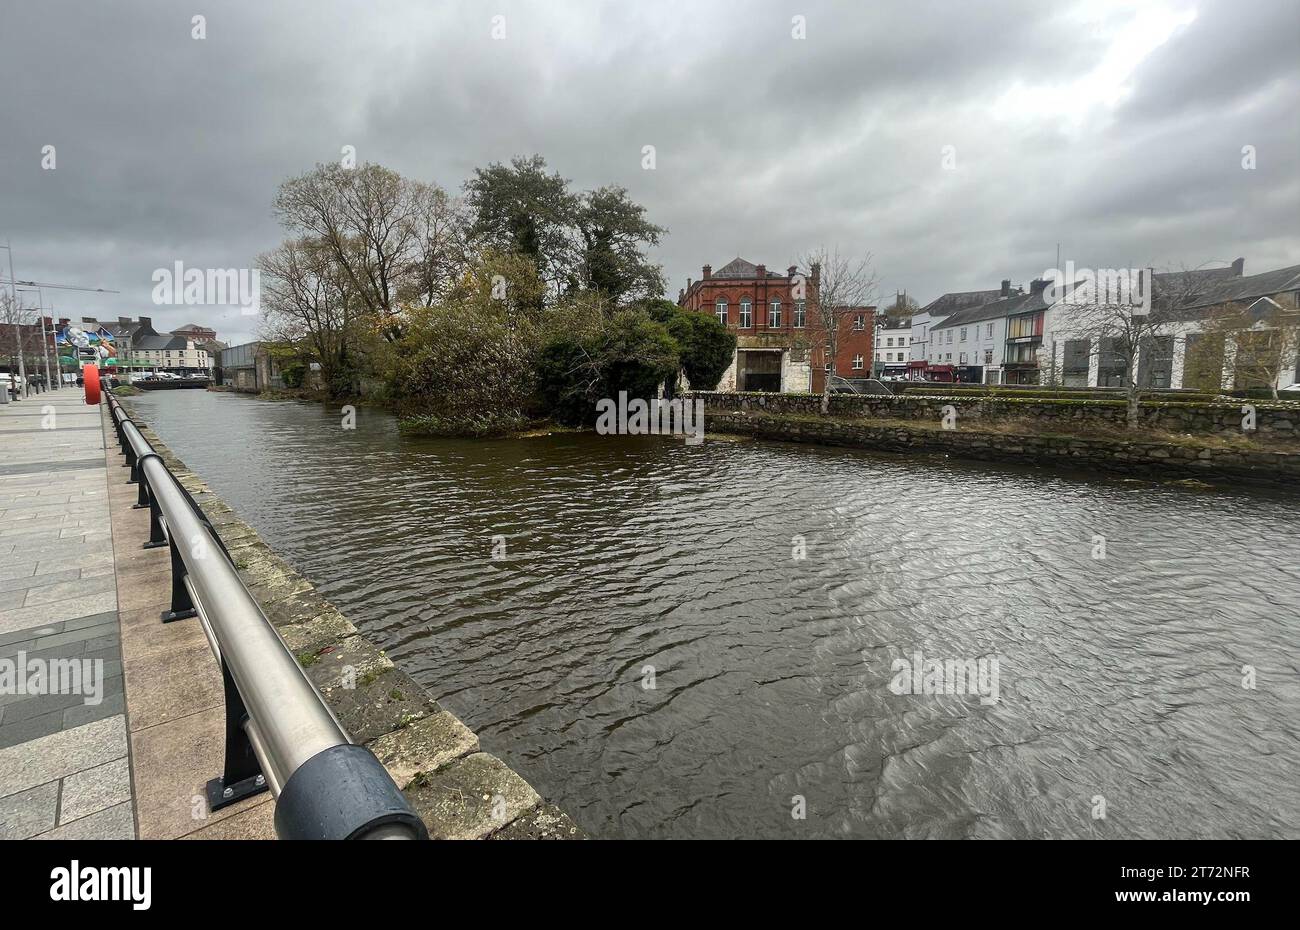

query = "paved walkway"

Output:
[[0, 388, 135, 839]]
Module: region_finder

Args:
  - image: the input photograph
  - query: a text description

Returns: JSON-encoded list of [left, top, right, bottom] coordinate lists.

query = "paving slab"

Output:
[[0, 780, 60, 839], [0, 392, 136, 839], [35, 801, 135, 840]]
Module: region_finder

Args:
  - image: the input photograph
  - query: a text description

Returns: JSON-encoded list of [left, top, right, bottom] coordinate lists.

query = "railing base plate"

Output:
[[206, 773, 269, 812], [142, 540, 168, 550], [161, 608, 198, 623]]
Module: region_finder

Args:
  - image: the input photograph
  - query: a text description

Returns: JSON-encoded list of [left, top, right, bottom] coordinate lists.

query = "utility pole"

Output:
[[17, 285, 57, 391], [4, 241, 28, 398], [0, 244, 120, 394]]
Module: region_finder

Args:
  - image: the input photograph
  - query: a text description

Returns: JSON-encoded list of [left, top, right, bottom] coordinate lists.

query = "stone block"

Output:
[[403, 752, 542, 840], [489, 803, 586, 840], [368, 710, 478, 788]]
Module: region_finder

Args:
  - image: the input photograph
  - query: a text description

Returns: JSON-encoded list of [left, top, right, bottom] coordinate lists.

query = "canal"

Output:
[[124, 389, 1300, 839]]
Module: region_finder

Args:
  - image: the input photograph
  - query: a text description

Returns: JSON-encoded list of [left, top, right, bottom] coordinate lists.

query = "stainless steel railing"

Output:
[[104, 392, 426, 840]]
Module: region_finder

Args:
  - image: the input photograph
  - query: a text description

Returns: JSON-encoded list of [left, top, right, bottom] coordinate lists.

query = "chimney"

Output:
[[702, 264, 712, 280], [787, 265, 797, 278], [118, 316, 131, 326], [678, 288, 685, 303], [811, 263, 821, 286], [687, 277, 692, 291], [755, 264, 766, 278], [1030, 278, 1049, 295], [1231, 257, 1244, 276], [1000, 279, 1012, 297]]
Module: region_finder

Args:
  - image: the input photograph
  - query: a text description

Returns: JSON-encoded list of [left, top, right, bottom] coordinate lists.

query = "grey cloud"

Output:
[[0, 0, 1295, 345]]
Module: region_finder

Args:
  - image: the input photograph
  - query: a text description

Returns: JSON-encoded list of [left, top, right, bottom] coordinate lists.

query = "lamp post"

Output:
[[0, 242, 121, 394], [2, 242, 29, 398], [15, 285, 56, 392]]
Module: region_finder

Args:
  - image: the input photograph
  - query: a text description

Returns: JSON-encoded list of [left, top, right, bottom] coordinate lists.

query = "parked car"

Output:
[[0, 372, 18, 399], [1280, 382, 1300, 395], [828, 376, 896, 396]]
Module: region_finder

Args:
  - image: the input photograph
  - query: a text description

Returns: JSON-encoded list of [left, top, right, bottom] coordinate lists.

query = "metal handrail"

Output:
[[104, 392, 427, 840]]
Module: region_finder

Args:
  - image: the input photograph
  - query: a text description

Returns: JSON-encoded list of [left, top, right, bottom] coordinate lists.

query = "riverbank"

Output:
[[111, 387, 1300, 837], [117, 398, 586, 839], [702, 409, 1300, 485]]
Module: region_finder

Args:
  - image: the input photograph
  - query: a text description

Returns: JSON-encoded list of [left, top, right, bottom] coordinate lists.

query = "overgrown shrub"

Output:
[[538, 305, 680, 425]]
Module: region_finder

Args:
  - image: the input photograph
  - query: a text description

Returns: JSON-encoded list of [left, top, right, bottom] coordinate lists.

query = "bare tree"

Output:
[[1048, 268, 1173, 428], [273, 163, 425, 331], [1206, 297, 1300, 399], [0, 291, 39, 397], [258, 237, 360, 397], [799, 246, 879, 413], [402, 183, 470, 308]]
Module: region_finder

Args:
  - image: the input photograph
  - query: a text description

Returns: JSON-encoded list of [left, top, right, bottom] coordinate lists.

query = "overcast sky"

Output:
[[2, 0, 1296, 344]]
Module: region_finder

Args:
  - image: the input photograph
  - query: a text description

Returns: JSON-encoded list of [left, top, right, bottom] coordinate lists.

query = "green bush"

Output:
[[538, 306, 680, 425], [381, 252, 548, 436], [280, 362, 307, 388]]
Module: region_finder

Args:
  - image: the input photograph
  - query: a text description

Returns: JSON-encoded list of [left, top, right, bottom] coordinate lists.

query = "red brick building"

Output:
[[678, 257, 874, 392]]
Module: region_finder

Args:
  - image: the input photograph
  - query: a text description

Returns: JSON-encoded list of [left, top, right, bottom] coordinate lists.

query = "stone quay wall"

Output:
[[700, 409, 1300, 485], [685, 391, 1300, 439]]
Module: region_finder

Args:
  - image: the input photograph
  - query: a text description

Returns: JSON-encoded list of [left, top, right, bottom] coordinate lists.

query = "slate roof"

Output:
[[711, 257, 786, 279], [932, 281, 1087, 331], [1160, 263, 1300, 311], [133, 333, 189, 351], [918, 288, 1007, 318]]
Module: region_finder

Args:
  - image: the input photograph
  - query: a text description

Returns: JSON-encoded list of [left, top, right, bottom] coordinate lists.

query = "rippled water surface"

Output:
[[126, 390, 1300, 838]]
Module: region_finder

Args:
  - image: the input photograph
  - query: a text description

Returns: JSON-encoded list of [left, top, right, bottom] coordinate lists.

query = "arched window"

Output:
[[739, 298, 753, 328], [768, 299, 782, 328], [715, 298, 728, 326]]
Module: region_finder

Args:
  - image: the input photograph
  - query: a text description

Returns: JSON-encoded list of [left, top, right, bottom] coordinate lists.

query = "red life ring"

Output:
[[83, 365, 101, 405]]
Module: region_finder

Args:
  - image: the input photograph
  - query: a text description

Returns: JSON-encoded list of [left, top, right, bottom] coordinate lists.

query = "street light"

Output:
[[14, 285, 56, 392], [0, 240, 121, 397], [1, 241, 30, 398]]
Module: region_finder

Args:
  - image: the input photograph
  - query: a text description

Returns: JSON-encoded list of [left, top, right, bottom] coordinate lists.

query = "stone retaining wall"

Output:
[[703, 410, 1300, 484], [123, 404, 584, 840], [685, 391, 1300, 438]]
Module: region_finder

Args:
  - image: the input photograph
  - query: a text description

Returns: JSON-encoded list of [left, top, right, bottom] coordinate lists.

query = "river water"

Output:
[[124, 389, 1300, 839]]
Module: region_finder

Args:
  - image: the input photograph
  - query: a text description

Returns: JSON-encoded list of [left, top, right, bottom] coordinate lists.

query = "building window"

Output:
[[986, 323, 993, 337], [768, 299, 781, 328], [853, 355, 864, 370], [853, 315, 865, 330], [945, 331, 952, 344], [794, 300, 806, 328], [886, 337, 894, 347], [960, 327, 967, 342], [715, 299, 728, 326], [984, 349, 993, 364], [959, 353, 967, 365], [740, 298, 752, 328]]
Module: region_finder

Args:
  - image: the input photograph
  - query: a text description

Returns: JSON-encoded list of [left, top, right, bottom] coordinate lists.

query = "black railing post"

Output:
[[161, 535, 198, 623], [206, 659, 268, 811], [143, 459, 168, 549]]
